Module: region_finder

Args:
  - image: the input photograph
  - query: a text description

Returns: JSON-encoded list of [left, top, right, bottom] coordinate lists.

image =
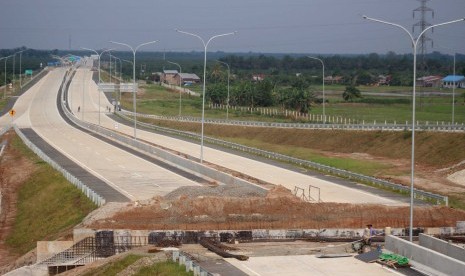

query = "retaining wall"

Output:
[[419, 233, 465, 263], [385, 235, 465, 276]]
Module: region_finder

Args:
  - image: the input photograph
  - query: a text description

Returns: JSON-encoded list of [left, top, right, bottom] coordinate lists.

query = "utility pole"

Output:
[[413, 0, 434, 66]]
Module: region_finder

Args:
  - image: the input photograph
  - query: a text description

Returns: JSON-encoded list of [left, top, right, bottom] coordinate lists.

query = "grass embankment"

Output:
[[141, 118, 465, 171], [5, 134, 97, 255], [83, 254, 142, 276], [82, 254, 193, 276], [0, 97, 8, 113]]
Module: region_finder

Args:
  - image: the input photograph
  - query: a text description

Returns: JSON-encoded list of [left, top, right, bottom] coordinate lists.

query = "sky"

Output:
[[0, 0, 464, 54]]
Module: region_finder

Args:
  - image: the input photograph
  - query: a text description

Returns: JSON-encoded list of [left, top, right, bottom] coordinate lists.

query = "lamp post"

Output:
[[216, 60, 231, 120], [80, 47, 114, 126], [363, 15, 465, 242], [19, 48, 29, 88], [167, 60, 183, 116], [1, 55, 13, 99], [12, 49, 26, 94], [176, 29, 236, 163], [110, 54, 123, 109], [307, 56, 325, 124], [110, 40, 159, 140]]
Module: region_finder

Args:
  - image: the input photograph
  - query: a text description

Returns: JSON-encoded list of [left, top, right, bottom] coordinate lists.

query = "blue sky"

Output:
[[1, 0, 464, 54]]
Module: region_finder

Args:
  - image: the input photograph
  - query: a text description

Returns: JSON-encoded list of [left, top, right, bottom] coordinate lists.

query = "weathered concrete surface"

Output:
[[419, 233, 465, 263], [385, 235, 465, 276], [226, 255, 397, 276], [36, 241, 74, 262], [3, 265, 47, 276]]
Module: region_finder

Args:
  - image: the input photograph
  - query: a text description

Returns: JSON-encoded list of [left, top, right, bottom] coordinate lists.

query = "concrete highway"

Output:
[[1, 65, 201, 201], [68, 61, 407, 206]]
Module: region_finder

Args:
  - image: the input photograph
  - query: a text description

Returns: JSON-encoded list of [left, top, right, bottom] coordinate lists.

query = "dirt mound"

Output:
[[164, 183, 268, 200], [88, 185, 465, 230]]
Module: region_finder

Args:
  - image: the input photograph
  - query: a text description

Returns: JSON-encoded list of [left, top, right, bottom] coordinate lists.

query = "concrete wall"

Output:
[[419, 233, 465, 263], [36, 241, 74, 262], [385, 235, 465, 276]]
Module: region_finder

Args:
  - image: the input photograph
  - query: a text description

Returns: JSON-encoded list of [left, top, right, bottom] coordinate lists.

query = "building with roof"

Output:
[[442, 75, 465, 89], [417, 75, 443, 88], [324, 76, 343, 85], [174, 73, 201, 86], [161, 70, 178, 84]]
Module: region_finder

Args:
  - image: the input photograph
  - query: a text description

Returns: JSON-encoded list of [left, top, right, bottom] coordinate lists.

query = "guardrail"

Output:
[[121, 110, 465, 133], [116, 111, 449, 206], [172, 251, 214, 276], [13, 125, 105, 206], [0, 125, 10, 136]]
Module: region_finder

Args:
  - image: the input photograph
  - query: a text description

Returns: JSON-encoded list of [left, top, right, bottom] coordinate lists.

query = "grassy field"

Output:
[[5, 134, 97, 255], [125, 83, 465, 124]]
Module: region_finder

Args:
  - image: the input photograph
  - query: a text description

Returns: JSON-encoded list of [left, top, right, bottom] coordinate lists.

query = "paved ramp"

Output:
[[20, 128, 129, 202]]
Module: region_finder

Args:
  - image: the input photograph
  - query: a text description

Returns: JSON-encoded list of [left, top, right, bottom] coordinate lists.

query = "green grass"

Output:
[[222, 137, 392, 176], [0, 97, 7, 113], [134, 261, 194, 276], [125, 82, 465, 124], [5, 135, 97, 255], [82, 254, 143, 276]]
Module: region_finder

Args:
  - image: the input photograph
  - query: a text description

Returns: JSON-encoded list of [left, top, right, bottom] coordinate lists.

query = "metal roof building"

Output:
[[442, 75, 465, 88]]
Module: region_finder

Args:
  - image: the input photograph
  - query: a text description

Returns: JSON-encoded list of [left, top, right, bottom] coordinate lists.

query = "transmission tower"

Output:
[[413, 0, 434, 62]]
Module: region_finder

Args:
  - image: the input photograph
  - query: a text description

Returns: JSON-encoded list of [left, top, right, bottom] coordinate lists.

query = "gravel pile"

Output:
[[164, 184, 268, 200]]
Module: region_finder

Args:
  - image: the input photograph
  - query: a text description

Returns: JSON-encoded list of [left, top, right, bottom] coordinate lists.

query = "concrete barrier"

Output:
[[419, 233, 465, 263], [385, 235, 465, 276]]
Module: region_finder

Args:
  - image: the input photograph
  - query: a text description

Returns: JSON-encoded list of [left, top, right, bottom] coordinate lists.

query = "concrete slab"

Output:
[[36, 241, 74, 262], [226, 255, 398, 276]]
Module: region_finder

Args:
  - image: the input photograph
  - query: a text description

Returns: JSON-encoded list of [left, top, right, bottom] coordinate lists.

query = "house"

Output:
[[161, 70, 178, 84], [417, 75, 443, 87], [377, 75, 392, 86], [252, 74, 265, 82], [174, 73, 201, 86], [324, 76, 343, 85], [442, 75, 465, 89]]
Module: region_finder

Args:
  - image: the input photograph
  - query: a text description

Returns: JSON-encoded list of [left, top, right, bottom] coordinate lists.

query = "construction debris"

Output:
[[199, 239, 248, 261]]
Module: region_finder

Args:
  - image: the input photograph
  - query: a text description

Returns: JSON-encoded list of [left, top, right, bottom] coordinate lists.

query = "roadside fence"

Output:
[[172, 251, 215, 276], [121, 109, 465, 133]]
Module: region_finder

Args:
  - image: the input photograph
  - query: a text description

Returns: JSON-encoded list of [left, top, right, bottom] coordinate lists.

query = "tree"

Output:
[[206, 83, 227, 104], [342, 86, 361, 102]]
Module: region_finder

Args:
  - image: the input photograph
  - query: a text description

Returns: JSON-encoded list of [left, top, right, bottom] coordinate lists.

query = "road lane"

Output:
[[71, 65, 406, 206], [15, 67, 200, 201]]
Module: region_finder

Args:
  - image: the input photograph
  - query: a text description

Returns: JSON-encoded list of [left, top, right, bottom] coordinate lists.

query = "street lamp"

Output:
[[167, 60, 183, 116], [176, 29, 237, 163], [1, 55, 13, 99], [12, 49, 26, 94], [363, 15, 465, 242], [80, 47, 114, 126], [307, 56, 325, 124], [19, 48, 29, 88], [216, 60, 231, 120], [109, 40, 159, 140]]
